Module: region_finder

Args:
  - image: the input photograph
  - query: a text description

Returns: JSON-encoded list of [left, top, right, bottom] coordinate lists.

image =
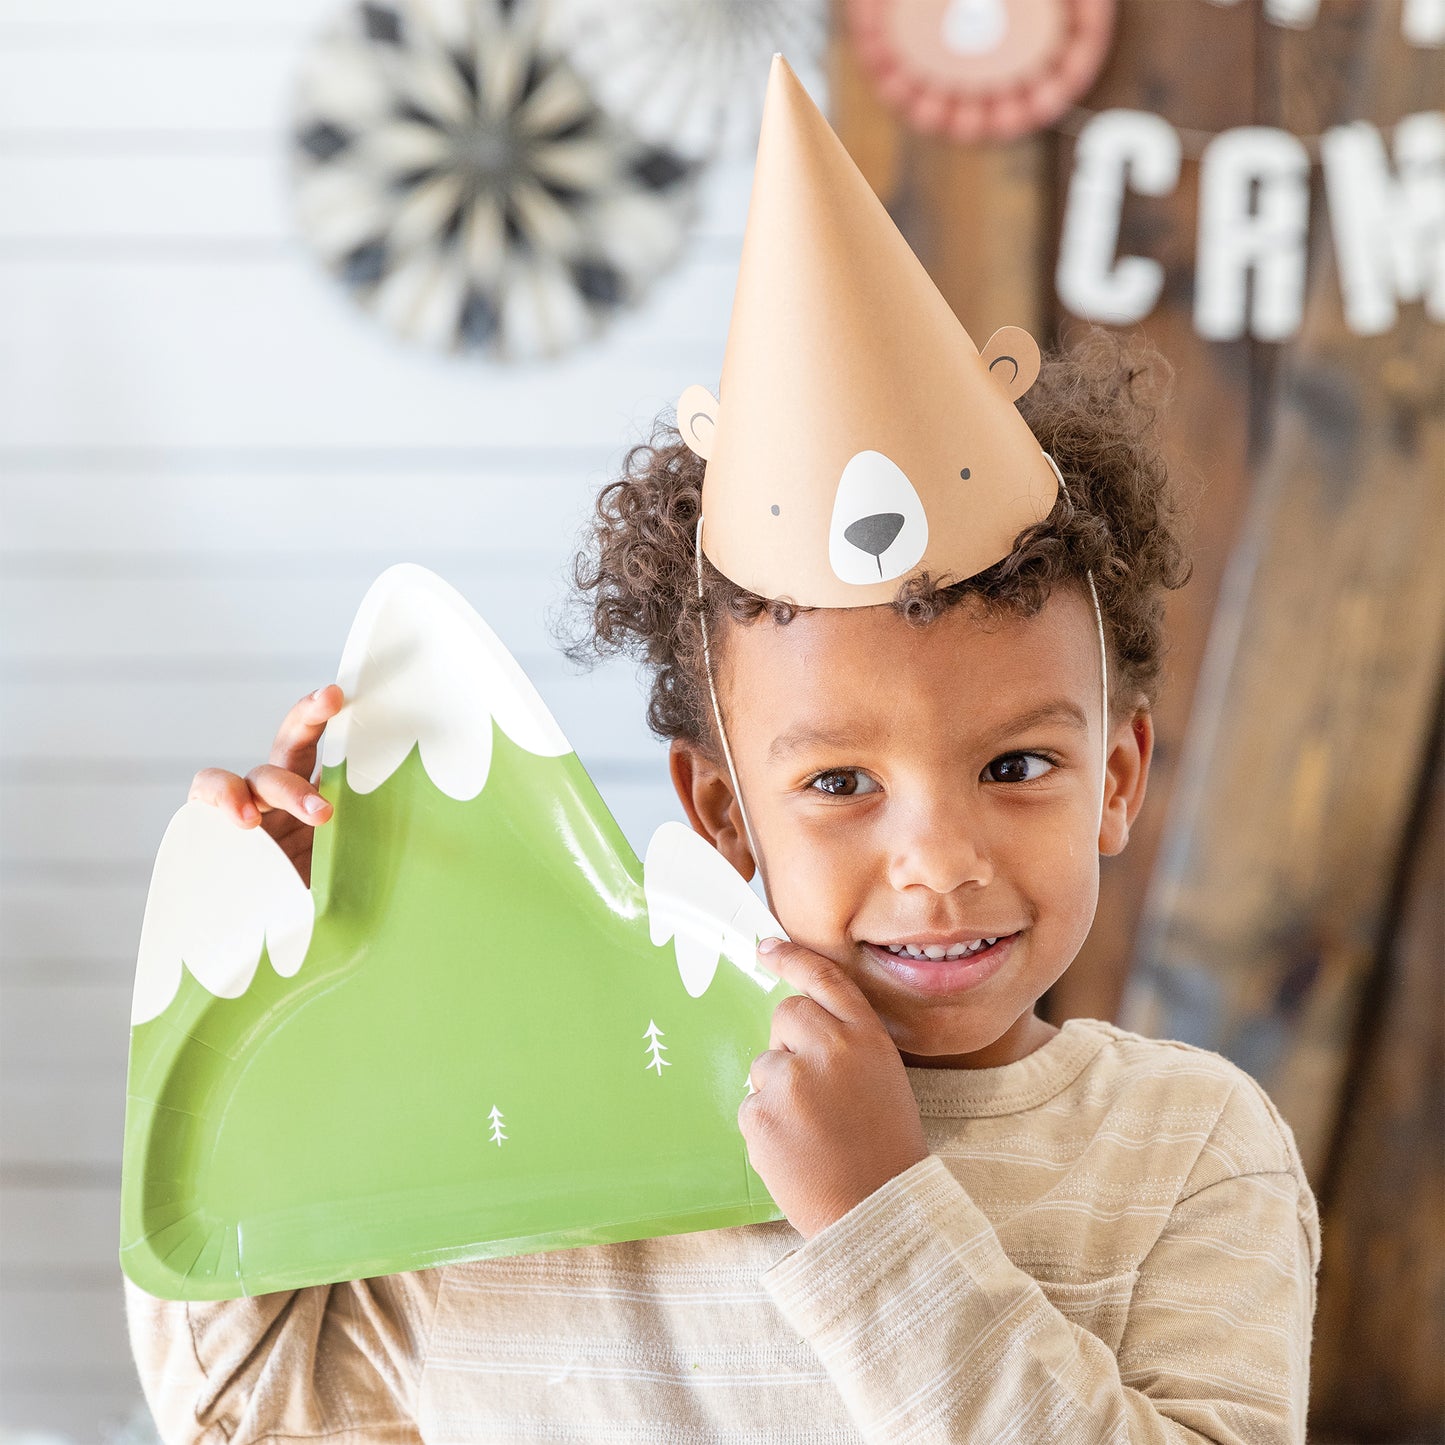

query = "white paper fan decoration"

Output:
[[290, 0, 701, 359], [543, 0, 829, 158]]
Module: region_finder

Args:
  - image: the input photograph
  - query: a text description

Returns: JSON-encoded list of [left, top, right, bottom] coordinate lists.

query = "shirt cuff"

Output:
[[761, 1152, 990, 1337]]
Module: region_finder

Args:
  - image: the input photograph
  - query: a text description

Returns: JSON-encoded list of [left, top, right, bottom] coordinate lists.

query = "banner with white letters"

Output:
[[1056, 107, 1445, 340]]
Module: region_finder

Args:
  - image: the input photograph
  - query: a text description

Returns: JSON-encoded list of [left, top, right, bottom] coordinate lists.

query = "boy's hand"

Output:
[[742, 937, 929, 1241], [186, 684, 344, 888]]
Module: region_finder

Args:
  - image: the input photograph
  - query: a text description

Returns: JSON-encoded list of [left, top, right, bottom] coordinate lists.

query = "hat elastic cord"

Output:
[[694, 515, 765, 874], [1085, 565, 1109, 833], [1042, 450, 1111, 834]]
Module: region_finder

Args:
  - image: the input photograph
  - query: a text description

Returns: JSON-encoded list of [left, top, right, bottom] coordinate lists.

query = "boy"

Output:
[[127, 56, 1319, 1445]]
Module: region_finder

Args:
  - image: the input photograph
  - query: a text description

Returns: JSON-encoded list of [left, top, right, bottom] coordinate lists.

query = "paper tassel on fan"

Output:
[[543, 0, 829, 158]]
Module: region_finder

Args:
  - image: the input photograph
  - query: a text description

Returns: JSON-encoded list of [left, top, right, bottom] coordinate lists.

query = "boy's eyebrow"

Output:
[[766, 699, 1091, 762], [768, 724, 863, 761], [996, 699, 1092, 736]]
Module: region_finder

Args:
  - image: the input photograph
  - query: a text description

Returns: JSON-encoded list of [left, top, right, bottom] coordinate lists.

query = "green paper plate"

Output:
[[120, 564, 795, 1301]]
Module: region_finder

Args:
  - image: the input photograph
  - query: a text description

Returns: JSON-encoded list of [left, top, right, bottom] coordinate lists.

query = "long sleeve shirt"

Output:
[[124, 1015, 1321, 1443]]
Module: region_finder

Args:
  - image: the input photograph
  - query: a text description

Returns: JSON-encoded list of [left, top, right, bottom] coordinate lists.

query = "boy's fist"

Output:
[[742, 938, 930, 1241]]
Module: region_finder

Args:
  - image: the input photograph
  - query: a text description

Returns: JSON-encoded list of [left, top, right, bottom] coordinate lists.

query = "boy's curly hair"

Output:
[[563, 327, 1195, 754]]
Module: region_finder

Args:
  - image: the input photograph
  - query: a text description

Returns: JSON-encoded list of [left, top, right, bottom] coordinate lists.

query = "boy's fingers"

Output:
[[755, 938, 875, 1030], [188, 768, 262, 826], [268, 684, 344, 778], [244, 763, 333, 825]]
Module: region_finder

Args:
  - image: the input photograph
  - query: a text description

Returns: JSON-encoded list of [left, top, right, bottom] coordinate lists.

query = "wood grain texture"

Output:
[[1121, 0, 1445, 1189], [1043, 0, 1259, 1027], [1308, 717, 1445, 1441]]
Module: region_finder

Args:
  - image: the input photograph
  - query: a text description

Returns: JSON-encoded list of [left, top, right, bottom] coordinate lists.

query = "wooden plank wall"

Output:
[[1123, 0, 1445, 1190], [0, 4, 774, 1435], [1309, 715, 1444, 1441], [1046, 0, 1261, 1034]]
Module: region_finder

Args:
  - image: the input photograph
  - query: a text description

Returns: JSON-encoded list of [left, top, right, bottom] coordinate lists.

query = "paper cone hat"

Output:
[[676, 55, 1060, 608]]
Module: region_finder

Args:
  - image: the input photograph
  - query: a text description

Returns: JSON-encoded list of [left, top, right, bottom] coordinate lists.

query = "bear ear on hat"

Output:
[[676, 385, 721, 461], [980, 326, 1042, 402]]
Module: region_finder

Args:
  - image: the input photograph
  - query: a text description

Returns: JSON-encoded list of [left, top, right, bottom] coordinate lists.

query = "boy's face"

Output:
[[670, 582, 1153, 1069]]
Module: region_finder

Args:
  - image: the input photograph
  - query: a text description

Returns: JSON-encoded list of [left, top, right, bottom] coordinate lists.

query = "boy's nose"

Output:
[[886, 799, 993, 895], [843, 511, 905, 558]]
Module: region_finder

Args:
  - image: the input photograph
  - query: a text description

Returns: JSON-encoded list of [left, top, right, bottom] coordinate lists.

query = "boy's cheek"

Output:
[[755, 881, 854, 976], [756, 838, 861, 936]]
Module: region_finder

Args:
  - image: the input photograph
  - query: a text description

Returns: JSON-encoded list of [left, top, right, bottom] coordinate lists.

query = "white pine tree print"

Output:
[[643, 1020, 671, 1076], [488, 1104, 507, 1145]]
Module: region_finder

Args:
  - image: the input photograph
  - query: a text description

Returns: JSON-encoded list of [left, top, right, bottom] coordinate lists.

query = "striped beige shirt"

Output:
[[125, 1016, 1321, 1443]]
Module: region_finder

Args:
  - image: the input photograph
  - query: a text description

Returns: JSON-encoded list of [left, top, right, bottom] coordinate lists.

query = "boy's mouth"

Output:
[[869, 933, 1014, 960], [860, 932, 1021, 996]]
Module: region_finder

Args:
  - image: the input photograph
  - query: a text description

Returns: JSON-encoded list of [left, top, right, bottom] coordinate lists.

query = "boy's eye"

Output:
[[985, 752, 1056, 784], [808, 768, 879, 797]]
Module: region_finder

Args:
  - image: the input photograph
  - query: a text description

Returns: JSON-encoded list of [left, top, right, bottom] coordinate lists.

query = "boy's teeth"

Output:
[[883, 938, 999, 960]]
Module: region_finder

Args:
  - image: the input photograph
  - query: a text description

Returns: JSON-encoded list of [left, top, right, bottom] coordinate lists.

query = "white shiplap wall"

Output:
[[0, 4, 785, 1435]]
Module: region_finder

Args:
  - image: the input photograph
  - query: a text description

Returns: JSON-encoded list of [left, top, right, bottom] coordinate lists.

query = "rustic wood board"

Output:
[[1309, 717, 1444, 1439], [1045, 0, 1261, 1026], [1120, 0, 1445, 1188]]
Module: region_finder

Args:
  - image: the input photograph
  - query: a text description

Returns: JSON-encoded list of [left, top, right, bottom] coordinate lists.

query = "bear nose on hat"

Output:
[[828, 450, 929, 587], [843, 512, 905, 558]]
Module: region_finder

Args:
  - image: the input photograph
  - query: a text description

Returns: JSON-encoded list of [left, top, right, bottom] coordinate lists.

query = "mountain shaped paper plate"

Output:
[[120, 563, 796, 1302]]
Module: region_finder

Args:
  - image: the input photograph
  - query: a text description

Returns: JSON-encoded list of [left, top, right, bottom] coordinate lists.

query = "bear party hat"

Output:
[[676, 54, 1061, 609]]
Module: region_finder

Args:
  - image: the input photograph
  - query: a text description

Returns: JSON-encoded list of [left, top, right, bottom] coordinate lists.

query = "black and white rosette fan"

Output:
[[543, 0, 829, 158], [290, 0, 699, 360]]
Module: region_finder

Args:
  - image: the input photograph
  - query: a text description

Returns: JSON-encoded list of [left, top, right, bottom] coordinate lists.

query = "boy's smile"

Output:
[[671, 581, 1153, 1071]]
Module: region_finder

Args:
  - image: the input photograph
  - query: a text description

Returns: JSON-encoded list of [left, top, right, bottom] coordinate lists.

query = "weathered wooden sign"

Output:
[[1056, 106, 1444, 339]]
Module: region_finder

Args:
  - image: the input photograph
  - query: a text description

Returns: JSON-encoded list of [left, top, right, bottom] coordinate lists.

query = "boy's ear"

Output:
[[1099, 706, 1154, 856], [675, 385, 720, 460], [668, 737, 755, 882], [980, 326, 1041, 402]]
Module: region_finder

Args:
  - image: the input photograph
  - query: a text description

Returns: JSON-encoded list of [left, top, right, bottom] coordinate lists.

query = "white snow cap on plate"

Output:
[[643, 821, 788, 998], [131, 801, 316, 1026], [320, 563, 572, 799]]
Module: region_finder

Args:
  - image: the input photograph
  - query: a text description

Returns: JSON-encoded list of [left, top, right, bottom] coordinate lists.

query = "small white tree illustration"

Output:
[[488, 1104, 507, 1146], [643, 1019, 671, 1076]]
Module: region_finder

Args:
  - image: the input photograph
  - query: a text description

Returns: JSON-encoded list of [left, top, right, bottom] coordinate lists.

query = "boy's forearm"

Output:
[[761, 1153, 1316, 1445], [123, 1271, 440, 1445]]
